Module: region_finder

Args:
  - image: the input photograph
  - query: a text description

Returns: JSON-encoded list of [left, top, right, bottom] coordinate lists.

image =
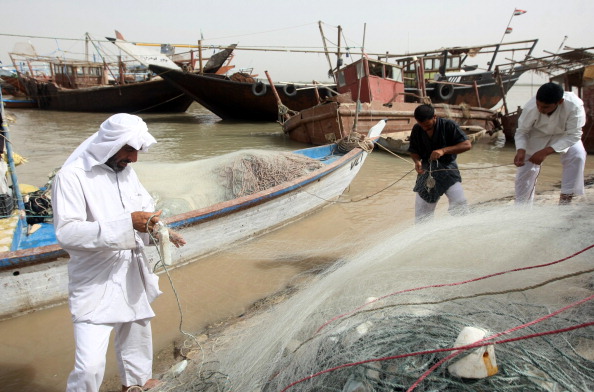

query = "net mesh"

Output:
[[152, 200, 594, 392], [135, 149, 324, 217]]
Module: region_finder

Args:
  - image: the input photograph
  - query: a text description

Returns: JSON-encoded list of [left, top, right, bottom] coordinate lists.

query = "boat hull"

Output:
[[283, 100, 498, 145], [0, 144, 369, 320], [150, 64, 336, 121], [21, 77, 194, 113]]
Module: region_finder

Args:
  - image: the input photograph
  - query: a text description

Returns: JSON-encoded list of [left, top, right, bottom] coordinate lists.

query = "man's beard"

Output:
[[105, 156, 130, 172]]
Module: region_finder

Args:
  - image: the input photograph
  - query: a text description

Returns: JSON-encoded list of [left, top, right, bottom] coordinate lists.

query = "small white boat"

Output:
[[0, 117, 385, 320]]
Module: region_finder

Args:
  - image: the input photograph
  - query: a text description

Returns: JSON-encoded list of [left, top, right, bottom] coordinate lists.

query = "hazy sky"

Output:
[[0, 0, 592, 83]]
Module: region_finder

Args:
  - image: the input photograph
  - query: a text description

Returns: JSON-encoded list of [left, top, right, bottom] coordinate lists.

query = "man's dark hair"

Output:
[[414, 104, 435, 122], [536, 82, 564, 104]]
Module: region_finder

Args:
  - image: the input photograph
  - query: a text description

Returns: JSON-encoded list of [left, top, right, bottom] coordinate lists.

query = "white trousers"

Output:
[[415, 182, 468, 223], [515, 141, 586, 204], [66, 319, 153, 392]]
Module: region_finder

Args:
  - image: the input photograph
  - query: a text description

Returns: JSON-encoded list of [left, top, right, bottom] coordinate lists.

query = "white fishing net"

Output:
[[135, 149, 324, 217], [152, 198, 594, 392]]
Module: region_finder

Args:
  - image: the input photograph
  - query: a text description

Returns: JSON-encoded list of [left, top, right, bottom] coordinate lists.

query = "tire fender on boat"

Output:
[[251, 81, 267, 96], [436, 83, 455, 101], [283, 83, 297, 97]]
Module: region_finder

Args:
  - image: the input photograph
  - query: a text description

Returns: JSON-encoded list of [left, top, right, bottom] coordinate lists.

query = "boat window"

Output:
[[424, 59, 434, 71], [451, 57, 461, 69], [77, 67, 84, 76], [389, 66, 403, 82], [356, 61, 366, 79], [337, 70, 346, 87]]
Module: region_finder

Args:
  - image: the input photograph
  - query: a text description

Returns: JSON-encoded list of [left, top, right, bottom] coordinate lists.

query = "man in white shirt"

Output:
[[513, 82, 586, 204], [52, 113, 185, 392]]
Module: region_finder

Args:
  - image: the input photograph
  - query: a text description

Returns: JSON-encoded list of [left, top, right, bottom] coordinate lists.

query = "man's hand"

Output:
[[414, 160, 425, 174], [429, 149, 445, 161], [528, 147, 555, 165], [514, 149, 526, 167], [131, 210, 162, 233]]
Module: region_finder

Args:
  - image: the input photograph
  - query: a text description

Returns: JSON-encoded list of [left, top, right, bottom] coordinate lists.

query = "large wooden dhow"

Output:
[[282, 56, 500, 148], [8, 38, 235, 113], [0, 118, 385, 320], [149, 64, 337, 121]]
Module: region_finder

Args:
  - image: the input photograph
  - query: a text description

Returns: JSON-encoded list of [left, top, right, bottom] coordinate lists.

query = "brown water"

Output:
[[2, 92, 593, 392]]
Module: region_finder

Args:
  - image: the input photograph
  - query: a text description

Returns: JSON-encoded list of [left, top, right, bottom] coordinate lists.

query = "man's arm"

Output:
[[430, 140, 471, 161]]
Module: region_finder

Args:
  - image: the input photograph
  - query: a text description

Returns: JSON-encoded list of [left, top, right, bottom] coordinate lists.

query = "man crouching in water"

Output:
[[52, 113, 186, 392]]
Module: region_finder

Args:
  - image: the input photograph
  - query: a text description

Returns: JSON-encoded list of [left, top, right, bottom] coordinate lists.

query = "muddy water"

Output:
[[2, 89, 593, 392]]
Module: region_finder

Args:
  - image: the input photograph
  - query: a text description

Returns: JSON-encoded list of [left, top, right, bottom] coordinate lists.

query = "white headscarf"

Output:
[[63, 113, 157, 171]]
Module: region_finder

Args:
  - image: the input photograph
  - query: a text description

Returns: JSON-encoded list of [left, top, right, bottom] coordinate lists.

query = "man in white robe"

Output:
[[514, 82, 587, 204], [52, 113, 184, 392]]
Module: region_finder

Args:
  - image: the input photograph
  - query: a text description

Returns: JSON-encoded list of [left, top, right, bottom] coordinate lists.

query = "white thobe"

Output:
[[53, 160, 161, 323], [514, 92, 587, 202], [53, 159, 161, 392]]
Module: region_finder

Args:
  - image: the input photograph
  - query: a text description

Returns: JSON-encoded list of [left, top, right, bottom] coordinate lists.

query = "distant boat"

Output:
[[282, 56, 500, 147], [0, 113, 385, 320], [8, 36, 236, 113], [149, 64, 338, 121], [382, 39, 539, 109], [1, 97, 36, 109]]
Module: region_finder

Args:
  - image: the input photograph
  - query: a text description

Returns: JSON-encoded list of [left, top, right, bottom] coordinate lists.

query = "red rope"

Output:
[[315, 243, 594, 334]]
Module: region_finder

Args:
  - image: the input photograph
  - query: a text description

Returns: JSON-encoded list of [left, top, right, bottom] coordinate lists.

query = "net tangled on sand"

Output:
[[153, 202, 594, 392], [135, 149, 324, 216]]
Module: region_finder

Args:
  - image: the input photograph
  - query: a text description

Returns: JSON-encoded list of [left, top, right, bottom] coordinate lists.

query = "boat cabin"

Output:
[[335, 57, 405, 104], [50, 61, 109, 89], [395, 53, 466, 88]]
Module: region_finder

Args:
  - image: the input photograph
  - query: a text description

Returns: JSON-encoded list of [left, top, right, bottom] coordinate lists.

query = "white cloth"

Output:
[[66, 319, 153, 392], [515, 141, 586, 203], [64, 113, 156, 170], [53, 114, 161, 323], [514, 92, 586, 155], [514, 92, 587, 203], [415, 181, 468, 223]]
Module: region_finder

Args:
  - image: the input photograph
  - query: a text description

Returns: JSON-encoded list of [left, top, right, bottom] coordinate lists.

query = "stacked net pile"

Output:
[[153, 201, 594, 392], [134, 149, 324, 216]]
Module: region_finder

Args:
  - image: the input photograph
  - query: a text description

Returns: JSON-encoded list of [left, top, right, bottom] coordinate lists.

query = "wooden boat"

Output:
[[1, 97, 36, 109], [0, 115, 385, 320], [149, 63, 337, 121], [386, 39, 539, 109], [282, 56, 500, 146], [8, 38, 235, 113]]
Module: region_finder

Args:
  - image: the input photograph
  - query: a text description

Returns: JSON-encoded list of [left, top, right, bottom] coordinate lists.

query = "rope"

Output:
[[336, 132, 374, 153], [147, 218, 198, 344]]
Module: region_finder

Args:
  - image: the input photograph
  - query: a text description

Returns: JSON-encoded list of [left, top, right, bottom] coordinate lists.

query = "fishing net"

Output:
[[135, 149, 324, 217], [152, 199, 594, 392]]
